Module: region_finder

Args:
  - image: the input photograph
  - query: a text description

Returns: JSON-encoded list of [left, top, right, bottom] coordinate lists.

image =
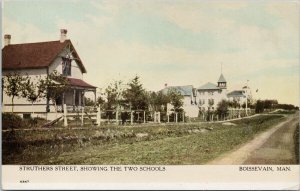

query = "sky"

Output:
[[2, 0, 299, 105]]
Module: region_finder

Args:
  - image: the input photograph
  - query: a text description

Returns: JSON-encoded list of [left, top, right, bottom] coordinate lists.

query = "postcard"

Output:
[[1, 0, 299, 190]]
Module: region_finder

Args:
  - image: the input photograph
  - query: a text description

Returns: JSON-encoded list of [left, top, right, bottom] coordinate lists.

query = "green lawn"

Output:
[[3, 114, 285, 165]]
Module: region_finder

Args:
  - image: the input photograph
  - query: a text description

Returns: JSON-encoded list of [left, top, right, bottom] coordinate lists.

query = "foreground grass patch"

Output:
[[3, 115, 285, 164]]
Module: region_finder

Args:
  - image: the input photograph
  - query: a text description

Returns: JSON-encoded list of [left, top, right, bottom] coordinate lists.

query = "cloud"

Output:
[[2, 0, 299, 105]]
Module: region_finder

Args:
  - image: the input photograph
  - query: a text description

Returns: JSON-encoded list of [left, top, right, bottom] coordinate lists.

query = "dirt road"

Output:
[[208, 113, 299, 165]]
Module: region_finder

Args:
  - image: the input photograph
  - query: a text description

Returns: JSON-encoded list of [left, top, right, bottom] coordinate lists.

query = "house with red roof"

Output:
[[2, 29, 97, 119]]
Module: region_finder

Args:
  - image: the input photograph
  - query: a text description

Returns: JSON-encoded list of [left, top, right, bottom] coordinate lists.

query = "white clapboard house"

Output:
[[2, 29, 96, 119]]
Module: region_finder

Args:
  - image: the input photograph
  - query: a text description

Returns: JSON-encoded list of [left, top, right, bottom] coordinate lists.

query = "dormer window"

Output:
[[62, 57, 71, 76]]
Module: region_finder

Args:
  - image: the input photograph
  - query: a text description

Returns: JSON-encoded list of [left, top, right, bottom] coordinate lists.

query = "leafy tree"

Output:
[[148, 91, 169, 112], [3, 72, 29, 113], [45, 70, 70, 113], [228, 99, 240, 108], [255, 100, 265, 113], [167, 89, 184, 112], [101, 80, 125, 120], [84, 97, 95, 106], [216, 99, 229, 119], [96, 96, 105, 106], [21, 75, 47, 114]]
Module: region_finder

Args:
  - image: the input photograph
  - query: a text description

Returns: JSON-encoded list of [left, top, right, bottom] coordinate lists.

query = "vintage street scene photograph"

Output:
[[2, 0, 299, 165]]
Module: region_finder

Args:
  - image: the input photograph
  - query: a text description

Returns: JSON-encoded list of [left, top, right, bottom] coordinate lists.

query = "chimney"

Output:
[[60, 29, 67, 43], [4, 34, 11, 46]]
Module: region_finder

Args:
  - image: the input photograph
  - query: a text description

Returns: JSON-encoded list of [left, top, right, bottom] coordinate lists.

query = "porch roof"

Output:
[[67, 77, 97, 89]]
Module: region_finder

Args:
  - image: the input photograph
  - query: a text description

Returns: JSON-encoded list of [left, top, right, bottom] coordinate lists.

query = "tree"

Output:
[[167, 89, 184, 112], [216, 99, 229, 120], [3, 72, 29, 113], [45, 70, 70, 113], [123, 76, 148, 110], [101, 80, 125, 120], [255, 100, 265, 113], [148, 91, 169, 112], [84, 97, 95, 106], [21, 75, 47, 114]]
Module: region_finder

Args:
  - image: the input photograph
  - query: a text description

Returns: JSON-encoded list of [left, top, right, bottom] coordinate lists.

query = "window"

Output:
[[23, 113, 31, 119], [62, 57, 71, 76]]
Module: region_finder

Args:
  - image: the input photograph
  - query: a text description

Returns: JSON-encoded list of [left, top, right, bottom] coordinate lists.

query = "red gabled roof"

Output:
[[2, 40, 87, 73], [67, 78, 96, 89]]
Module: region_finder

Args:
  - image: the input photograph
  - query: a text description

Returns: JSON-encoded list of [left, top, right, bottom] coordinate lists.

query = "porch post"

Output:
[[62, 92, 65, 112], [73, 89, 76, 111], [82, 91, 85, 107], [93, 90, 96, 104], [81, 106, 84, 126], [78, 91, 81, 106], [143, 111, 146, 123]]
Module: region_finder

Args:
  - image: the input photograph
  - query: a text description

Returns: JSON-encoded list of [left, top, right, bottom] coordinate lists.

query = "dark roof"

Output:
[[197, 82, 220, 90], [161, 85, 194, 96], [2, 40, 87, 73], [67, 78, 96, 89], [227, 90, 246, 97], [218, 73, 226, 83]]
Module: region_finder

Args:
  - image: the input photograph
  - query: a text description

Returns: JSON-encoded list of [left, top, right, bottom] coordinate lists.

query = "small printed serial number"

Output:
[[20, 180, 29, 183]]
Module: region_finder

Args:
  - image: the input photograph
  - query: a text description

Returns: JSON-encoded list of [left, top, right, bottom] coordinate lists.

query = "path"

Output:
[[207, 113, 299, 165]]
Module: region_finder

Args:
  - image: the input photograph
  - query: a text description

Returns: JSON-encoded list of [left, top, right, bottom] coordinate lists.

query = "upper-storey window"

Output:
[[62, 57, 71, 76]]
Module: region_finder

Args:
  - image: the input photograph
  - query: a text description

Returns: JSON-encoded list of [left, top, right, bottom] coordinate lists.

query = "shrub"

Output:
[[2, 113, 23, 130]]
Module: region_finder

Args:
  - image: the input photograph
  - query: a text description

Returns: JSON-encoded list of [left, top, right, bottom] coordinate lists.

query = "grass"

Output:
[[2, 114, 285, 165], [294, 123, 299, 164]]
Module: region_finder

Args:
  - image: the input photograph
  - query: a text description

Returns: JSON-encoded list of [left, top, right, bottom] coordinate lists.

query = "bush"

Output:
[[2, 113, 23, 130], [2, 113, 47, 129]]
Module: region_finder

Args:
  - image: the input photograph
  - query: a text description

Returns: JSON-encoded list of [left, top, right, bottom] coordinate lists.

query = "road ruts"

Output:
[[207, 113, 299, 165]]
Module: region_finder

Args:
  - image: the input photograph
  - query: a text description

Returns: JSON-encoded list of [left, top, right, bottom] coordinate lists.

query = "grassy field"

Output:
[[3, 114, 286, 165]]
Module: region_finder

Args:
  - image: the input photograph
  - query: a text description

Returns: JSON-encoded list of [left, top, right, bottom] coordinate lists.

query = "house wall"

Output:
[[2, 68, 49, 114], [166, 95, 199, 117], [197, 89, 227, 110]]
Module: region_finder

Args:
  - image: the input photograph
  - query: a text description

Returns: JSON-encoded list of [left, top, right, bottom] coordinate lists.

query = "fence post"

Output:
[[81, 106, 84, 126], [158, 112, 161, 123], [143, 111, 146, 123], [131, 111, 133, 125], [116, 110, 118, 125], [175, 112, 178, 123], [182, 112, 185, 123], [97, 106, 101, 127], [167, 112, 169, 123], [63, 104, 68, 127]]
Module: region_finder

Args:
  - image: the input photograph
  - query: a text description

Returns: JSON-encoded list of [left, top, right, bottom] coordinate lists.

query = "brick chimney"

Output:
[[60, 29, 67, 43], [4, 34, 11, 46]]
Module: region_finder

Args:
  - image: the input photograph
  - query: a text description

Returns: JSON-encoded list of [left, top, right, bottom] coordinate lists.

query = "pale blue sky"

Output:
[[2, 0, 299, 105]]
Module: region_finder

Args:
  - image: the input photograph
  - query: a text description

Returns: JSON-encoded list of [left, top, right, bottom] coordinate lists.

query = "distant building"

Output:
[[2, 29, 96, 119], [160, 84, 199, 117], [197, 74, 228, 112], [160, 73, 251, 117]]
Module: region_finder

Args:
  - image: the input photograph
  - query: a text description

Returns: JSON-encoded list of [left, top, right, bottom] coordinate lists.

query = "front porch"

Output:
[[51, 77, 97, 113]]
